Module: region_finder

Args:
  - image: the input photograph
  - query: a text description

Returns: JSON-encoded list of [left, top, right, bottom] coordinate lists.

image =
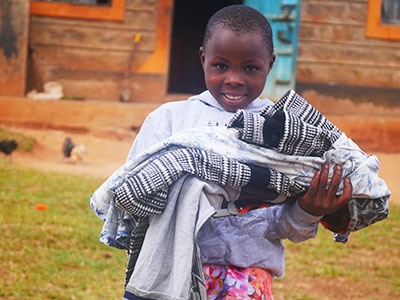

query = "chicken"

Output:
[[62, 137, 86, 164], [62, 137, 75, 158], [70, 144, 86, 164], [0, 139, 18, 157]]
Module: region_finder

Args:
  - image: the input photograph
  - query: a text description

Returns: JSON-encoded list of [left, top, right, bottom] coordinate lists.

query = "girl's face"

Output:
[[200, 26, 275, 112]]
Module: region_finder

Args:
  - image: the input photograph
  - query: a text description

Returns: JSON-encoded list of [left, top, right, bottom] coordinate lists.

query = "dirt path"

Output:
[[4, 126, 400, 204], [8, 127, 135, 180]]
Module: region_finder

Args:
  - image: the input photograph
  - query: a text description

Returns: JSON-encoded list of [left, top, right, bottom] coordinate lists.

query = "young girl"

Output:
[[91, 5, 389, 300]]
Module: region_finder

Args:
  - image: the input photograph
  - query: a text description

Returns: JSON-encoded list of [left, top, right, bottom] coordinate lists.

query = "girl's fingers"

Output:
[[299, 170, 320, 213], [302, 165, 352, 216], [326, 165, 342, 203], [307, 170, 321, 198], [315, 164, 329, 200], [336, 178, 352, 207]]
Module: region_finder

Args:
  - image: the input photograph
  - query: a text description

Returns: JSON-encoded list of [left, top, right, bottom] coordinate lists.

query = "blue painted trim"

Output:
[[244, 0, 302, 100]]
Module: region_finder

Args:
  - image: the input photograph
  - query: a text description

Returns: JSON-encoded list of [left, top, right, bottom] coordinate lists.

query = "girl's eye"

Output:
[[245, 66, 258, 72], [214, 63, 227, 70]]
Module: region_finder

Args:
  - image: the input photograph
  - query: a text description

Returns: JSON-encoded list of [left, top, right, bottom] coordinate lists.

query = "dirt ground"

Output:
[[4, 125, 399, 205], [7, 126, 135, 180]]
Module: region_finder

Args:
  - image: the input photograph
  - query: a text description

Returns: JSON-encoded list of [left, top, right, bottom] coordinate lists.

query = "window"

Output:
[[33, 1, 111, 5], [381, 0, 400, 25], [30, 0, 125, 21], [366, 0, 400, 40]]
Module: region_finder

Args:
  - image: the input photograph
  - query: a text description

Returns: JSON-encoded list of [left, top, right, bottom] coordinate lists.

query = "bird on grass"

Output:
[[0, 139, 18, 158], [62, 137, 86, 164]]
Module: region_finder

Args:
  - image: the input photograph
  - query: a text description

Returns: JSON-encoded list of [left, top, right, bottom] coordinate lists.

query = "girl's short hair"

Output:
[[202, 5, 274, 56]]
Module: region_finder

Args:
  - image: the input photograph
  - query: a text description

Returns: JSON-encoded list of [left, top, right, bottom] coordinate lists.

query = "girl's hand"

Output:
[[299, 164, 352, 217]]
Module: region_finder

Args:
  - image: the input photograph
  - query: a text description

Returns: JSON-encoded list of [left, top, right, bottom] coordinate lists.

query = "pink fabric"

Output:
[[203, 264, 273, 300]]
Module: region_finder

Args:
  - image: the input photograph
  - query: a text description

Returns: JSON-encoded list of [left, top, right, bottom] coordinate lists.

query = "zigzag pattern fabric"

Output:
[[261, 90, 342, 156], [227, 89, 389, 242], [228, 90, 341, 157], [228, 109, 266, 146], [115, 147, 252, 219], [267, 168, 304, 196], [348, 196, 389, 232], [124, 216, 148, 287], [113, 147, 303, 289], [91, 89, 390, 294]]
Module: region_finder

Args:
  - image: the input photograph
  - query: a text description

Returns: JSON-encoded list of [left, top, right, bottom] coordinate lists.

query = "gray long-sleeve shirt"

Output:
[[127, 91, 274, 161], [126, 90, 321, 278]]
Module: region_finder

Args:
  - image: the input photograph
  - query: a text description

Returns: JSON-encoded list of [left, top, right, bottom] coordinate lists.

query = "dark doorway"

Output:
[[168, 0, 243, 95]]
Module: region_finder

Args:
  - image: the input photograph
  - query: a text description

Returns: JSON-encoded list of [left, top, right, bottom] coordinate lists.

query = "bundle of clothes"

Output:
[[90, 90, 390, 300]]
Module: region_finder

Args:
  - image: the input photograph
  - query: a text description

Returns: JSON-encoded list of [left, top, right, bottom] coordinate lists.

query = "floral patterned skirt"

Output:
[[203, 264, 273, 300]]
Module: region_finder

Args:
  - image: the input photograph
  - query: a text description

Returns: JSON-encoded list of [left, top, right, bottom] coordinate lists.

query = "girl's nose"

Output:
[[224, 70, 244, 86]]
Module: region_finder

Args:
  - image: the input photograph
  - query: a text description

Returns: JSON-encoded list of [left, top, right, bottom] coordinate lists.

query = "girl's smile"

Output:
[[200, 25, 275, 112]]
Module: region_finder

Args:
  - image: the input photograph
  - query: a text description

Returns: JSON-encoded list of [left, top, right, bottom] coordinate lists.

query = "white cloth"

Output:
[[125, 176, 237, 300], [90, 90, 390, 300]]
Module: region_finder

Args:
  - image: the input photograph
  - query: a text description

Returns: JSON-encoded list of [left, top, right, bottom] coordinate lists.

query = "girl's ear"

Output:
[[267, 54, 276, 75], [199, 46, 205, 68], [269, 54, 276, 69]]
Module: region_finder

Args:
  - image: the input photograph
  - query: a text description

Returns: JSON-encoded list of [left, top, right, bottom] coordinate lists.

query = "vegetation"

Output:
[[275, 201, 399, 299], [0, 126, 36, 152], [0, 160, 125, 300], [0, 159, 398, 299]]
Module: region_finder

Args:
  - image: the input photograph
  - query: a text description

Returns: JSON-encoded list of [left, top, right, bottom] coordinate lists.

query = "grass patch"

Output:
[[0, 159, 398, 299], [0, 127, 36, 152], [276, 202, 400, 299], [0, 160, 126, 300]]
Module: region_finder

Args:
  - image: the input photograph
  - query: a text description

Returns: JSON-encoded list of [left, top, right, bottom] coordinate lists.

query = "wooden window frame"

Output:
[[30, 0, 125, 22], [366, 0, 400, 41]]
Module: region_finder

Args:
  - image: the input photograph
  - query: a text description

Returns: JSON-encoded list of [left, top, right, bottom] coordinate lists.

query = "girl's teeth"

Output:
[[225, 94, 242, 100]]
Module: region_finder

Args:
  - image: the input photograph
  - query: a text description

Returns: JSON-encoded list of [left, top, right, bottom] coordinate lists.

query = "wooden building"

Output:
[[1, 0, 399, 104], [28, 0, 174, 102], [296, 0, 400, 105]]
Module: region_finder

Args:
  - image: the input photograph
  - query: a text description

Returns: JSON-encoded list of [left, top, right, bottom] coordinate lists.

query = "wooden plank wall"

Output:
[[29, 0, 170, 102], [0, 0, 30, 97], [297, 0, 400, 90]]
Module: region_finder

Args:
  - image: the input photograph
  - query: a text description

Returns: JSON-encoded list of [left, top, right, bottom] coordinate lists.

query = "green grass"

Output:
[[275, 202, 400, 299], [0, 159, 126, 300], [0, 159, 398, 299], [0, 127, 36, 152]]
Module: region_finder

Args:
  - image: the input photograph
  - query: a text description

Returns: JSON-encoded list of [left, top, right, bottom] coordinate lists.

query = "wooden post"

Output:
[[0, 0, 30, 97]]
